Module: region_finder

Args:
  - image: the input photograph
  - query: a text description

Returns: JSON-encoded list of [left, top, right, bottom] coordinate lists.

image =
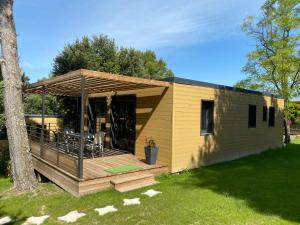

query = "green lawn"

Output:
[[1, 141, 300, 225]]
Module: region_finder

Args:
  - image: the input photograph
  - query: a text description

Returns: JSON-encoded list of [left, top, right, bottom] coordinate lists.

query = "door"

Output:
[[110, 95, 136, 153]]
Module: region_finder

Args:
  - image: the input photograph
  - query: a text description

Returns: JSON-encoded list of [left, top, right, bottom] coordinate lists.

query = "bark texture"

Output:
[[0, 0, 37, 190], [284, 117, 291, 144], [283, 99, 291, 144]]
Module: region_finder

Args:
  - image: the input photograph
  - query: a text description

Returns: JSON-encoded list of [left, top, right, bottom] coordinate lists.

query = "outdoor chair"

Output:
[[85, 132, 106, 158], [63, 129, 76, 153]]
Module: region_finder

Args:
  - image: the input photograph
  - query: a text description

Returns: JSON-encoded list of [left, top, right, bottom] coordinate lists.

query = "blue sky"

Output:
[[14, 0, 265, 85]]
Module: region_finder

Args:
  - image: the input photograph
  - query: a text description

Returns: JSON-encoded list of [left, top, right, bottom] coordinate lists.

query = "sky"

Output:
[[14, 0, 265, 85]]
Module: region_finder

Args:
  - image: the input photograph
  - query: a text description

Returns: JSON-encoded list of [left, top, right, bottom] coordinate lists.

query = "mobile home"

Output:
[[24, 69, 284, 195]]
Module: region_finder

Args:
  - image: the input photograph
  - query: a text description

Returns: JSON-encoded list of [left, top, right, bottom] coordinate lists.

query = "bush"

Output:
[[0, 145, 10, 177]]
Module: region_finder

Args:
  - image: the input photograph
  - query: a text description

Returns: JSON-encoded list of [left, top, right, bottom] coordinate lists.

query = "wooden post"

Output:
[[78, 76, 85, 179], [40, 85, 45, 158], [56, 132, 60, 166], [105, 95, 112, 149]]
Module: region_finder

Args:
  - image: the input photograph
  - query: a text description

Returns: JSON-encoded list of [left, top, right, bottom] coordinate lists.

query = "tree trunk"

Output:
[[284, 117, 291, 144], [0, 0, 37, 191], [283, 99, 291, 144]]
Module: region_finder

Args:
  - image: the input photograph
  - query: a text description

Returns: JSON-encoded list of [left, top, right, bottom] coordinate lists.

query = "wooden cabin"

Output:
[[24, 69, 284, 196]]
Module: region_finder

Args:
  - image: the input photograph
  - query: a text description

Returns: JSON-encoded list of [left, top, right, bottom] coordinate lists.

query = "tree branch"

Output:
[[290, 66, 300, 89]]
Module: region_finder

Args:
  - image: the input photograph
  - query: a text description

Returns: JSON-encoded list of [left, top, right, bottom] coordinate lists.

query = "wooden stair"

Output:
[[111, 173, 157, 192]]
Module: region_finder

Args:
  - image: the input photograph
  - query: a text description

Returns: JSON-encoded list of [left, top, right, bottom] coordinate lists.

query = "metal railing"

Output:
[[27, 124, 107, 178], [27, 124, 83, 178]]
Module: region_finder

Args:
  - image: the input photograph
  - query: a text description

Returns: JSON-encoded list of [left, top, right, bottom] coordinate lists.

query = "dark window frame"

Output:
[[200, 100, 214, 135], [263, 106, 267, 122], [248, 104, 257, 128], [269, 106, 275, 127]]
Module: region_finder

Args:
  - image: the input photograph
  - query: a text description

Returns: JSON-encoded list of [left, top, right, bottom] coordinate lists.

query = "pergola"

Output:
[[24, 69, 170, 178]]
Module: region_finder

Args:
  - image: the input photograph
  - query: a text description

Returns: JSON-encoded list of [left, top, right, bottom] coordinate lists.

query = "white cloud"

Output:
[[21, 60, 33, 69], [86, 0, 265, 49]]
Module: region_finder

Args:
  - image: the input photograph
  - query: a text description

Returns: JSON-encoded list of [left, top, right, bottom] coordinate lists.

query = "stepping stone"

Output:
[[123, 198, 141, 206], [58, 211, 86, 223], [22, 215, 49, 225], [94, 205, 118, 216], [142, 189, 162, 197], [0, 216, 12, 225]]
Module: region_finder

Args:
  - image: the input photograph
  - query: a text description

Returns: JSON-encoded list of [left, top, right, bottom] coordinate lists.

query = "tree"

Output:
[[117, 47, 174, 79], [0, 0, 37, 190], [235, 0, 300, 144], [23, 77, 65, 116], [0, 81, 5, 130], [52, 35, 173, 130], [52, 35, 173, 78]]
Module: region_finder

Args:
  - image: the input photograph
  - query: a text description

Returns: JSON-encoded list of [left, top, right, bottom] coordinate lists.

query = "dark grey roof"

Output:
[[162, 77, 281, 98]]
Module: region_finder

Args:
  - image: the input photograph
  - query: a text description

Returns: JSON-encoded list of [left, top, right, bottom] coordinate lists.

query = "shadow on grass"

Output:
[[177, 143, 300, 223]]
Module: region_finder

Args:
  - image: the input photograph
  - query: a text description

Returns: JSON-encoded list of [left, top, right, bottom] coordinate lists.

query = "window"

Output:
[[201, 101, 214, 135], [248, 105, 256, 128], [269, 106, 275, 127], [263, 106, 267, 121]]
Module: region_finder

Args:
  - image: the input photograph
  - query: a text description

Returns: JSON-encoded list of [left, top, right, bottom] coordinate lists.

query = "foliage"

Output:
[[235, 0, 300, 143], [290, 101, 300, 123], [235, 78, 275, 93], [0, 145, 10, 177], [52, 35, 173, 129], [236, 0, 300, 104], [1, 141, 300, 224], [22, 76, 65, 116], [145, 137, 157, 148], [23, 93, 64, 116], [52, 35, 174, 79]]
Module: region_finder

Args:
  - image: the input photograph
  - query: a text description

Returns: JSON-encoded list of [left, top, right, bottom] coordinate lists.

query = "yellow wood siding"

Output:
[[90, 82, 284, 173], [172, 83, 284, 172], [25, 117, 62, 132], [89, 86, 173, 168]]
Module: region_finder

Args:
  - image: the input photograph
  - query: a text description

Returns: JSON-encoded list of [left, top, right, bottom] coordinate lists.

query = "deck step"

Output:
[[111, 173, 157, 192]]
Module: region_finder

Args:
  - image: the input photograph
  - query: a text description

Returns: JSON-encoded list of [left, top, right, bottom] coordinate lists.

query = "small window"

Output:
[[248, 105, 256, 128], [201, 101, 214, 135], [263, 106, 267, 121], [269, 106, 275, 127]]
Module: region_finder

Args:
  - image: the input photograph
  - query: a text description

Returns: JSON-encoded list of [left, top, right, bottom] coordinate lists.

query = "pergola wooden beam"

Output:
[[23, 69, 170, 96]]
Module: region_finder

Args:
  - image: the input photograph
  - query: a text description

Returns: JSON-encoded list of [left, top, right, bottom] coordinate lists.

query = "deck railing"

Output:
[[27, 124, 82, 178]]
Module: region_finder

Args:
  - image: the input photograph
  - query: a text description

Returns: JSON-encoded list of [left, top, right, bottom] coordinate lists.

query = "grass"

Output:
[[1, 141, 300, 224], [104, 164, 143, 174]]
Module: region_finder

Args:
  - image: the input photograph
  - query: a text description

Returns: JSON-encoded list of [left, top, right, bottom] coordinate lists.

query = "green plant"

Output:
[[145, 137, 157, 148], [0, 146, 10, 177]]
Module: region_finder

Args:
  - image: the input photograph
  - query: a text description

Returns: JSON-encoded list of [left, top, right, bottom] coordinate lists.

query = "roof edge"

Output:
[[162, 77, 282, 99]]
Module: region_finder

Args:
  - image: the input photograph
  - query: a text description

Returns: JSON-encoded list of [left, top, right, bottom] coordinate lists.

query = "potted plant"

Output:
[[144, 137, 158, 165]]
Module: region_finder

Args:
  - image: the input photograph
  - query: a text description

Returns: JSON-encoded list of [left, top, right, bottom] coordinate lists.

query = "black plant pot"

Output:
[[144, 147, 158, 165]]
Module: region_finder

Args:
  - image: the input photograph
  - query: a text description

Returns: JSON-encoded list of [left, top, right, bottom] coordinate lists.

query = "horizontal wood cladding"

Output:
[[90, 86, 173, 169], [31, 141, 78, 176], [172, 83, 284, 172], [25, 117, 62, 132], [32, 157, 80, 196]]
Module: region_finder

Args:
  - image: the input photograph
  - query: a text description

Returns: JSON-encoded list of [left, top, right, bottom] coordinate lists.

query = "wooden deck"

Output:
[[30, 141, 168, 196]]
